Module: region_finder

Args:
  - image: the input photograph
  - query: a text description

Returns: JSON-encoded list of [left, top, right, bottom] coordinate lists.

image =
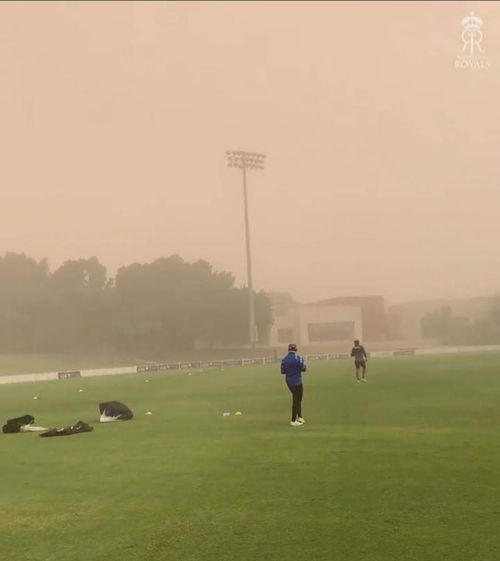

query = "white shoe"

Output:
[[362, 378, 367, 382], [290, 420, 303, 427], [297, 417, 305, 424], [357, 379, 361, 383]]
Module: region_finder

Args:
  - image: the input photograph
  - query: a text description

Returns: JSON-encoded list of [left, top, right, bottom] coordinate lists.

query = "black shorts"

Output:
[[355, 360, 366, 369]]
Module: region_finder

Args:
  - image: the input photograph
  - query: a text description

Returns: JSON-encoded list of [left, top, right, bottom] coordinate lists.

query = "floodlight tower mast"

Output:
[[226, 150, 266, 348]]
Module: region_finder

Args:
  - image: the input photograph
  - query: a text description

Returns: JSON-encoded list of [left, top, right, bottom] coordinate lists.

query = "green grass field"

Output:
[[1, 354, 499, 561]]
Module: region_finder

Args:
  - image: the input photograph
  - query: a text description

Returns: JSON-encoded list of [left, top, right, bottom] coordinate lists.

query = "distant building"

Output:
[[267, 294, 386, 346], [309, 296, 387, 341]]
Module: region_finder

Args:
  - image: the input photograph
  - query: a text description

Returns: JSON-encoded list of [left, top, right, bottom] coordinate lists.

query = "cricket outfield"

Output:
[[1, 354, 499, 561]]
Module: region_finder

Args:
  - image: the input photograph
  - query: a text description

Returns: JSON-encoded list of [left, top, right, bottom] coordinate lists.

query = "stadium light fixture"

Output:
[[226, 150, 267, 348]]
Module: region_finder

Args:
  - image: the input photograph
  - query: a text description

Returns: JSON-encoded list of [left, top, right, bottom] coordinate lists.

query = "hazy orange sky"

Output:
[[1, 1, 499, 305]]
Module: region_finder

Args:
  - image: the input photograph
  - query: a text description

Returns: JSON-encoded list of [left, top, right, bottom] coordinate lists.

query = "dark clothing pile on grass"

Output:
[[40, 420, 93, 438], [2, 415, 48, 433]]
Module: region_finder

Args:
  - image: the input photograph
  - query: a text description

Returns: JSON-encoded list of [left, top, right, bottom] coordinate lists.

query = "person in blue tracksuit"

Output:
[[281, 343, 307, 426]]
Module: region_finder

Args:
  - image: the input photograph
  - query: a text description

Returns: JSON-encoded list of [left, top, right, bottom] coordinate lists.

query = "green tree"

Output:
[[0, 251, 274, 355], [421, 306, 471, 345], [0, 253, 50, 352], [113, 256, 273, 353], [46, 257, 110, 351]]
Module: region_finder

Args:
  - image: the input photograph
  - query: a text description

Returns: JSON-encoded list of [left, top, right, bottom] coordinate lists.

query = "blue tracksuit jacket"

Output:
[[281, 351, 307, 386]]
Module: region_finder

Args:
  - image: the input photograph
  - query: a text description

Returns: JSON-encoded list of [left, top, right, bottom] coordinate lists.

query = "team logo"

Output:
[[455, 12, 490, 69]]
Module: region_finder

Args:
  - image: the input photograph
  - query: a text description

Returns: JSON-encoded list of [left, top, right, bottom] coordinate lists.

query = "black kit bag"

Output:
[[2, 415, 35, 434], [99, 401, 134, 420]]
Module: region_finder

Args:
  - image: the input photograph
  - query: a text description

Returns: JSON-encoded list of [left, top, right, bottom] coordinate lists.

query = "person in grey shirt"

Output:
[[350, 339, 368, 382]]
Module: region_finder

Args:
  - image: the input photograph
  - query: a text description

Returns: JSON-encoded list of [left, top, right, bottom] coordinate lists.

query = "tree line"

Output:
[[421, 298, 500, 345], [0, 252, 273, 355]]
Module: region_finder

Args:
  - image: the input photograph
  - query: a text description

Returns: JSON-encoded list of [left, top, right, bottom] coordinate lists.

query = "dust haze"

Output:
[[1, 1, 499, 306]]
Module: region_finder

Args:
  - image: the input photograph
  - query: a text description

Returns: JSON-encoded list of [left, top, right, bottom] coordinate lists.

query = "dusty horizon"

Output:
[[2, 1, 499, 307]]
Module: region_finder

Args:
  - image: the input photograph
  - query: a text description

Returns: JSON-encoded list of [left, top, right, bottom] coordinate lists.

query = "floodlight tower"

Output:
[[226, 150, 266, 348]]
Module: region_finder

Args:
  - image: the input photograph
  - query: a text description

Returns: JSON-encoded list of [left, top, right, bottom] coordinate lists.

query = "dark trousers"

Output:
[[287, 383, 303, 421]]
